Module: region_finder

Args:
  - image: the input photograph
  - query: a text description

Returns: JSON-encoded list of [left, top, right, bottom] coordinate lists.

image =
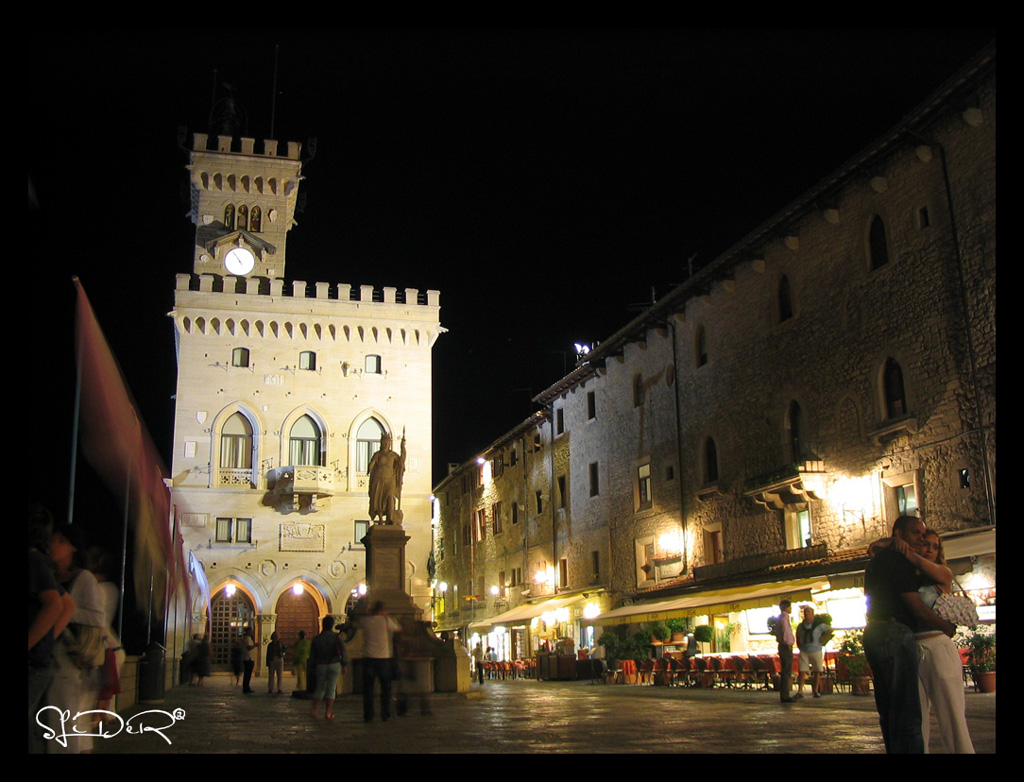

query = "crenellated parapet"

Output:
[[192, 133, 301, 160], [175, 273, 439, 307]]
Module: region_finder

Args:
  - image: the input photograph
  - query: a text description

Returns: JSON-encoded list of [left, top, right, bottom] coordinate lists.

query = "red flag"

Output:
[[74, 278, 175, 616]]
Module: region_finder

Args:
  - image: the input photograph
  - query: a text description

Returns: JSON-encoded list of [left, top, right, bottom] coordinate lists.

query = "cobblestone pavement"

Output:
[[86, 673, 995, 754]]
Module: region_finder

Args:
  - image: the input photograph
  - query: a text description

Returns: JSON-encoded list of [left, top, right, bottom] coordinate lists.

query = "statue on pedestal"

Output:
[[368, 429, 406, 525]]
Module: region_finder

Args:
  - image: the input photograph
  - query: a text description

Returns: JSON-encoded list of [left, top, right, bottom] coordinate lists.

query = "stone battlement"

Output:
[[175, 273, 440, 307], [192, 133, 301, 160]]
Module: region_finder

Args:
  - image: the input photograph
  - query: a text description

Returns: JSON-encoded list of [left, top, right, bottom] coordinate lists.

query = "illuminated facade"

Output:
[[168, 133, 442, 670], [433, 46, 995, 656]]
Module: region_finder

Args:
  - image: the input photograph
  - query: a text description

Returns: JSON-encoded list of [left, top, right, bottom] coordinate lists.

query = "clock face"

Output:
[[225, 247, 255, 275]]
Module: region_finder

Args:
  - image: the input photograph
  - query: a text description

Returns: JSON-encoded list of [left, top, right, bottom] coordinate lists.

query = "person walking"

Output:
[[359, 601, 400, 722]]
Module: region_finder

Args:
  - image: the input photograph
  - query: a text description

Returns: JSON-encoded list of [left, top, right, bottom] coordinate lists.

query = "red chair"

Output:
[[714, 656, 737, 688], [694, 656, 714, 688]]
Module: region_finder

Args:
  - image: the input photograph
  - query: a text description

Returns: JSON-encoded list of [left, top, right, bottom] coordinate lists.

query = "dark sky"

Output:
[[29, 28, 994, 528]]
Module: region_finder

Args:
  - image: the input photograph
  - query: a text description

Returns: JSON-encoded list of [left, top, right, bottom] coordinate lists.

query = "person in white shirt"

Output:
[[359, 601, 401, 722]]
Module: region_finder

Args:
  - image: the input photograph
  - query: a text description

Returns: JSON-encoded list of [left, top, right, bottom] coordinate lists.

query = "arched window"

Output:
[[232, 347, 250, 368], [704, 437, 719, 483], [356, 417, 385, 473], [787, 401, 804, 463], [250, 205, 262, 232], [237, 204, 249, 231], [869, 215, 890, 270], [223, 203, 235, 230], [778, 275, 794, 322], [883, 358, 907, 418], [696, 326, 708, 367], [289, 415, 323, 466], [221, 412, 253, 469]]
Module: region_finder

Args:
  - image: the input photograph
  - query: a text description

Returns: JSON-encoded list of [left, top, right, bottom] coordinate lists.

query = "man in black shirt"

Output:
[[863, 515, 955, 753]]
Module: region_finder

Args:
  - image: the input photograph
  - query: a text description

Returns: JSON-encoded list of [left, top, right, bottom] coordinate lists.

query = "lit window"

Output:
[[289, 415, 323, 466], [356, 418, 384, 472], [221, 412, 253, 469]]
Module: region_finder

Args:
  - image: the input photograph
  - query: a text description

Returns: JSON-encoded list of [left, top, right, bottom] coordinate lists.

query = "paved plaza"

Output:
[[80, 672, 996, 754]]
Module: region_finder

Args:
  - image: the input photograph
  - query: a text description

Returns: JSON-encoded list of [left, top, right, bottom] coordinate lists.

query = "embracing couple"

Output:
[[864, 515, 975, 754]]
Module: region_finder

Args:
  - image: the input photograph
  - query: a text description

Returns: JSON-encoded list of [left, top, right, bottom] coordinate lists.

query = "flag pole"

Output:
[[69, 277, 84, 525]]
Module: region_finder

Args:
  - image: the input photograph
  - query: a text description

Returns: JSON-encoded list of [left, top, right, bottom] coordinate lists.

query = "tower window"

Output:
[[299, 351, 317, 371], [704, 437, 719, 484], [232, 347, 250, 368], [365, 354, 382, 374], [250, 205, 262, 232]]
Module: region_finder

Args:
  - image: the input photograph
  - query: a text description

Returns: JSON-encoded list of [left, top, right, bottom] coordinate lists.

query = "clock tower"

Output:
[[186, 133, 303, 280], [169, 131, 442, 681]]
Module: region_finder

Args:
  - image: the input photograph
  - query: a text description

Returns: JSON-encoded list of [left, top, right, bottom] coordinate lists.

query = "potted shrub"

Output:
[[838, 629, 872, 695], [965, 630, 995, 693]]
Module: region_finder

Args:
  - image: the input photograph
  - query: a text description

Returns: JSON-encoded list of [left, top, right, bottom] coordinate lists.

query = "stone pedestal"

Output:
[[356, 520, 470, 692], [360, 523, 422, 623]]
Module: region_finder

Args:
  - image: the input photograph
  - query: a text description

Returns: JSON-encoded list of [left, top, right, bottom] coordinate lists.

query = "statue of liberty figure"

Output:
[[368, 429, 406, 525]]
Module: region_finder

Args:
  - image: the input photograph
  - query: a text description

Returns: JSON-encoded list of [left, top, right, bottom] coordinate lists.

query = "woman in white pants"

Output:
[[909, 531, 975, 754]]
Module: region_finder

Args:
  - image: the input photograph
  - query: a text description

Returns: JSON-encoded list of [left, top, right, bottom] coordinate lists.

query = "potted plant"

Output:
[[838, 629, 872, 695], [965, 630, 995, 693]]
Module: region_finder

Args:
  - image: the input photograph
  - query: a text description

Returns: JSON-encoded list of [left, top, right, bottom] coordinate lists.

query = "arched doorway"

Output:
[[209, 586, 256, 671], [274, 586, 320, 656]]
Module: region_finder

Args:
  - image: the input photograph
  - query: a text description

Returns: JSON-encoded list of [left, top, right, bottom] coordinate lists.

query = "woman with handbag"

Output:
[[43, 524, 108, 754]]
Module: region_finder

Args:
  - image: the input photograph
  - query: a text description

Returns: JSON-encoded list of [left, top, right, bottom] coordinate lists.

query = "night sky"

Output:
[[28, 29, 994, 597]]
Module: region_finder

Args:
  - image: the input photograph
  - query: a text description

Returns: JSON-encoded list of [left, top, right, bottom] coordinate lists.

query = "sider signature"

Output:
[[37, 706, 186, 747]]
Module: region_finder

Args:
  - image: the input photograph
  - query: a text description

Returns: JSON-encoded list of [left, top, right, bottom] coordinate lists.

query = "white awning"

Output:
[[469, 594, 587, 630], [941, 526, 995, 560], [592, 577, 828, 625]]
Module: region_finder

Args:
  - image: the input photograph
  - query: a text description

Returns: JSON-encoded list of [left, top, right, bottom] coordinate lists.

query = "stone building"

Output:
[[167, 132, 442, 671], [432, 45, 995, 657]]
